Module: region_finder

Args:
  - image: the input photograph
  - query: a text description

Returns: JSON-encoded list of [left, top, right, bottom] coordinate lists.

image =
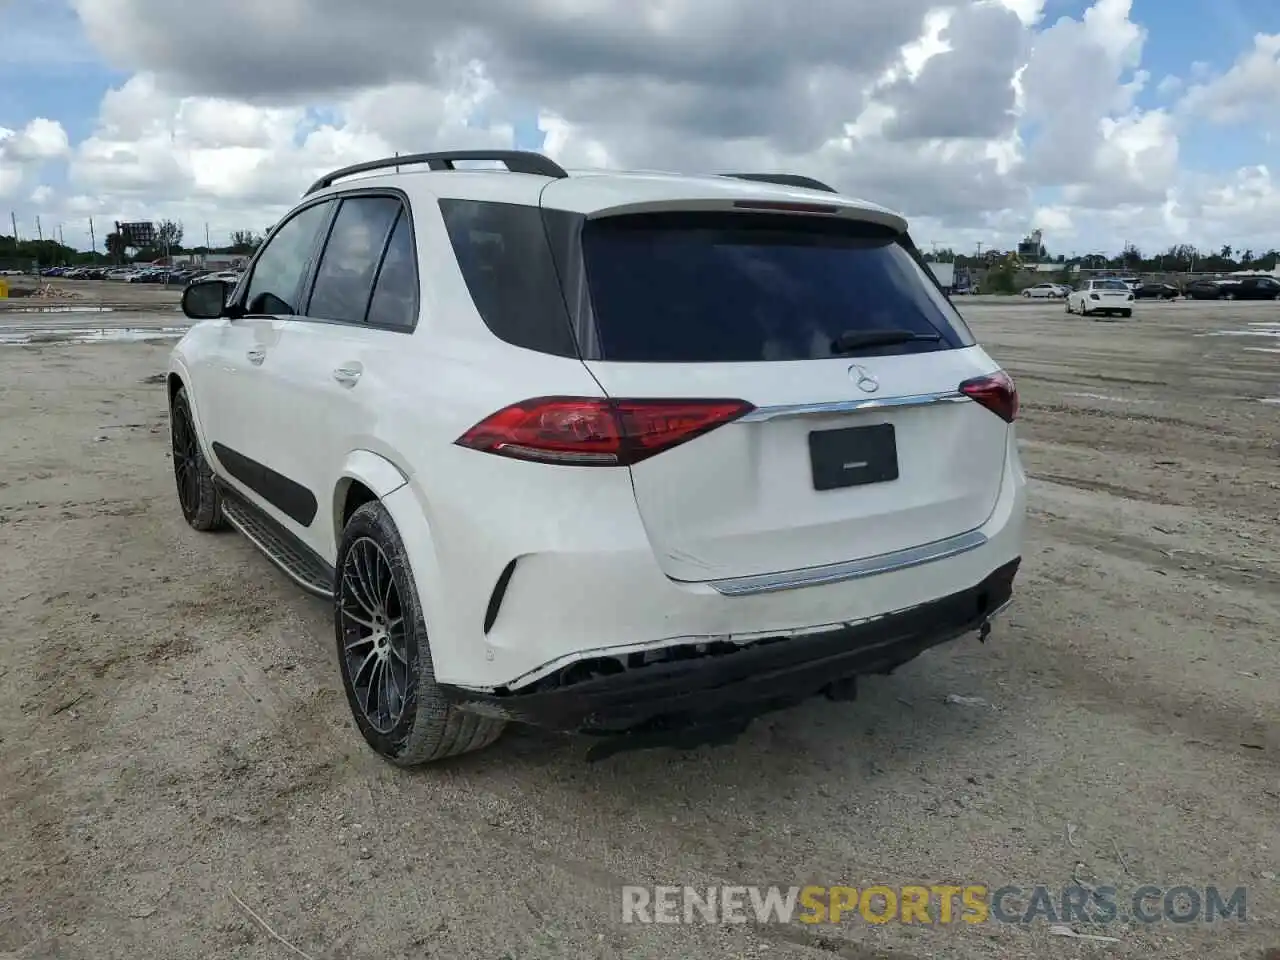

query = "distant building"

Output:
[[1016, 229, 1046, 262]]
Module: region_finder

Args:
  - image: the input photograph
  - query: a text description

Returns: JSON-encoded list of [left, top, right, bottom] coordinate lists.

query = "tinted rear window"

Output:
[[580, 212, 974, 363], [439, 199, 578, 357]]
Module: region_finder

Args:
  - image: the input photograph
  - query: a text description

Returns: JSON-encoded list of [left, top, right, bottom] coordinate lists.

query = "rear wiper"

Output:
[[831, 328, 942, 353]]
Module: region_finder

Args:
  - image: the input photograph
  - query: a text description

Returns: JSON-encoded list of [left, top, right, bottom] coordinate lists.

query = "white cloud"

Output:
[[1179, 33, 1280, 127], [0, 118, 70, 201], [0, 0, 1270, 256]]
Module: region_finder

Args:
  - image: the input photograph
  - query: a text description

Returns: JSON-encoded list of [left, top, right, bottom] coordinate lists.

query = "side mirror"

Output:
[[182, 279, 232, 320]]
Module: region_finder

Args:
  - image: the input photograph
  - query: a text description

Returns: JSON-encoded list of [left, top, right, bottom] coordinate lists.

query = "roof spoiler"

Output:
[[719, 172, 838, 194]]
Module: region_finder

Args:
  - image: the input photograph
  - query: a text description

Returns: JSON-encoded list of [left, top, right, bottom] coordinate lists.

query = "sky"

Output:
[[0, 0, 1278, 258]]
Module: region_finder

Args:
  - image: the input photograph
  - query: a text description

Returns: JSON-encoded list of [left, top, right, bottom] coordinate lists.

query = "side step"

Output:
[[216, 480, 335, 599]]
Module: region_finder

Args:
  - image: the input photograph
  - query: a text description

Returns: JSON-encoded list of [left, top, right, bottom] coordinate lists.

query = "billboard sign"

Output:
[[117, 221, 156, 247]]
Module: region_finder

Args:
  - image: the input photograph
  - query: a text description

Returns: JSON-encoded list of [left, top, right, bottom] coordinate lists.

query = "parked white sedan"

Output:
[[1021, 283, 1067, 299], [1066, 278, 1135, 317]]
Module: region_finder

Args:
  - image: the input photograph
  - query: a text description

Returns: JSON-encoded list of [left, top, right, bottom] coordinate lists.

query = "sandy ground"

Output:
[[0, 299, 1277, 960]]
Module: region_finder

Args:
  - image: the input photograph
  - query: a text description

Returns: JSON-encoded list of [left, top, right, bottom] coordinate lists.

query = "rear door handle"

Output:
[[333, 364, 362, 386], [246, 348, 266, 365]]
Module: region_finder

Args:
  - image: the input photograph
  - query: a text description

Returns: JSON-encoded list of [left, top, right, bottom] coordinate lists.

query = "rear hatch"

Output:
[[565, 203, 1013, 583]]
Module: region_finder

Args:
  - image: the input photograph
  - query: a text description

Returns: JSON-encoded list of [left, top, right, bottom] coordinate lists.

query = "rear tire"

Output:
[[335, 501, 505, 766], [169, 386, 225, 532], [1121, 309, 1132, 318]]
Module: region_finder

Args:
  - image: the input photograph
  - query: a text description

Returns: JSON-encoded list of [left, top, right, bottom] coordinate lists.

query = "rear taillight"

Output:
[[959, 371, 1018, 423], [455, 397, 754, 466]]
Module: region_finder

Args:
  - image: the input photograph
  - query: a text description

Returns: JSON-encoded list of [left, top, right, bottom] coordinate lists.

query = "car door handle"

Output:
[[333, 365, 362, 386], [246, 348, 266, 365]]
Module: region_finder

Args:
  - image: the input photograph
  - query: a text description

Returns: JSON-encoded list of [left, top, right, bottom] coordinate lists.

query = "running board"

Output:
[[216, 480, 335, 599]]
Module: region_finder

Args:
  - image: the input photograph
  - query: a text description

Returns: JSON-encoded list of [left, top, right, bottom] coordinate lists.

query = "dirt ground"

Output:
[[1, 277, 185, 311], [0, 299, 1276, 960]]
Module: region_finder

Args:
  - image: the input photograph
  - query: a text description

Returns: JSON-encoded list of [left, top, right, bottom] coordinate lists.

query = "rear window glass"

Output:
[[580, 212, 974, 363], [1093, 280, 1128, 290]]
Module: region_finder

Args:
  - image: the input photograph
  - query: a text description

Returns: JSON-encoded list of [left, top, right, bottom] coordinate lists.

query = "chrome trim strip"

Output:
[[986, 597, 1013, 620], [738, 391, 968, 423], [698, 528, 989, 597]]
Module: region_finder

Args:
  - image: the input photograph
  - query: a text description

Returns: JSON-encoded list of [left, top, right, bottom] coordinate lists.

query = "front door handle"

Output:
[[333, 365, 362, 386], [246, 348, 266, 365]]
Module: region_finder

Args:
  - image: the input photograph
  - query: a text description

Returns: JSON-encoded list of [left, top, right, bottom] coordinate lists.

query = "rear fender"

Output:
[[376, 482, 487, 686]]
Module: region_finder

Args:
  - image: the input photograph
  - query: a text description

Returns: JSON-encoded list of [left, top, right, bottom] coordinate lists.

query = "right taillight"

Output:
[[959, 371, 1018, 423], [455, 396, 754, 466]]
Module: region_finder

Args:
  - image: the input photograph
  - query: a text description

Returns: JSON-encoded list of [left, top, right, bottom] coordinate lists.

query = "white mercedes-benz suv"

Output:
[[167, 150, 1025, 765]]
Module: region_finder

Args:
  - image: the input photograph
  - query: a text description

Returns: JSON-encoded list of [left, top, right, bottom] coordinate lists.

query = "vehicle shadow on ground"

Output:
[[401, 649, 1003, 815]]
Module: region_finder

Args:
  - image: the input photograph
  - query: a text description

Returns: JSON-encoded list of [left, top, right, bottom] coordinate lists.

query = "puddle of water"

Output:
[[7, 305, 115, 314], [1259, 398, 1280, 405], [0, 326, 187, 345], [1244, 347, 1280, 354]]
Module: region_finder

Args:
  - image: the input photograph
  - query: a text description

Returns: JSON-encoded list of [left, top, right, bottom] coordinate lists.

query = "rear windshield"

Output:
[[579, 212, 974, 363], [1094, 280, 1129, 290]]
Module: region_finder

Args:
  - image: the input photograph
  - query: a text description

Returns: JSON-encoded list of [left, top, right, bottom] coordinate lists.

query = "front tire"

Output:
[[335, 501, 505, 766], [170, 386, 225, 532]]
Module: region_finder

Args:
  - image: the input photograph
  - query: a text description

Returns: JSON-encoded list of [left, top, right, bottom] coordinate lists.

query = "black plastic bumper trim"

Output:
[[483, 558, 519, 634], [441, 558, 1020, 736]]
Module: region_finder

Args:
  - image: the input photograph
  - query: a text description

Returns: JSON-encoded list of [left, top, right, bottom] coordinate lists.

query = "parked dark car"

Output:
[[1185, 279, 1230, 300], [1134, 282, 1179, 300], [1226, 275, 1280, 300]]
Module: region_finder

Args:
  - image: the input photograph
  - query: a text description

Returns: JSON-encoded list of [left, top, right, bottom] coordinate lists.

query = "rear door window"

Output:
[[307, 196, 403, 324], [579, 211, 974, 363], [364, 211, 418, 330]]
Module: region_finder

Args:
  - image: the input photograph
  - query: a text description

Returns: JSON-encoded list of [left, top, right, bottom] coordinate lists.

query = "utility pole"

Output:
[[10, 211, 17, 242], [204, 222, 210, 250], [89, 218, 96, 259], [58, 224, 64, 247], [976, 241, 984, 258], [35, 216, 42, 243]]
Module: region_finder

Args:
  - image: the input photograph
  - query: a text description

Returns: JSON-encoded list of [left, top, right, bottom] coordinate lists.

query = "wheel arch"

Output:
[[332, 450, 411, 544], [166, 361, 216, 462]]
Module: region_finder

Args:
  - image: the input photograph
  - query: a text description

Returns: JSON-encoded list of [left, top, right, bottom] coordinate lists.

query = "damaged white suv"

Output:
[[167, 151, 1025, 765]]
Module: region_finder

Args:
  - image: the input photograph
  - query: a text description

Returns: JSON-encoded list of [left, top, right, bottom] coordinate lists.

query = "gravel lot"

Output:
[[1, 299, 1277, 960]]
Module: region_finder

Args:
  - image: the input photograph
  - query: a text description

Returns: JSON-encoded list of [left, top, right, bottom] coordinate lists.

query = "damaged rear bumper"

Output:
[[439, 558, 1019, 747]]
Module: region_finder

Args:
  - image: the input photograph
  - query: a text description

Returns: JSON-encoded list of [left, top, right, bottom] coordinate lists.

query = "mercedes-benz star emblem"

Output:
[[849, 364, 879, 393]]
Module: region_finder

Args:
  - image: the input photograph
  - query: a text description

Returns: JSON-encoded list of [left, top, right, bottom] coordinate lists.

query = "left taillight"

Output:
[[454, 397, 755, 466], [959, 371, 1018, 423]]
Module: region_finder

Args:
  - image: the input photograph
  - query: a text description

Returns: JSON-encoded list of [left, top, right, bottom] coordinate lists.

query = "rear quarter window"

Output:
[[438, 199, 578, 357], [578, 211, 975, 363]]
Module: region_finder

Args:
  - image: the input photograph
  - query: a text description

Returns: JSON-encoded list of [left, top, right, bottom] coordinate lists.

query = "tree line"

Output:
[[1, 219, 271, 268], [928, 242, 1279, 273]]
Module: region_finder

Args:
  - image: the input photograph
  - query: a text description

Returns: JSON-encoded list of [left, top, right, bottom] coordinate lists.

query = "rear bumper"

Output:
[[440, 558, 1019, 735]]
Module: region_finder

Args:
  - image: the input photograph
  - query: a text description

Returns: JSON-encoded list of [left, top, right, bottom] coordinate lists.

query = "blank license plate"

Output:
[[808, 424, 899, 491]]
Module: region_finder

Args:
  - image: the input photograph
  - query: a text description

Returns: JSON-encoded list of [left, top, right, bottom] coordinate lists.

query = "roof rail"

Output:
[[719, 172, 838, 194], [304, 150, 569, 196]]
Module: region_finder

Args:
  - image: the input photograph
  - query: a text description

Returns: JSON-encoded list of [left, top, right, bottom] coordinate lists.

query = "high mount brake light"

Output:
[[732, 200, 840, 214], [959, 371, 1018, 423], [455, 397, 755, 466]]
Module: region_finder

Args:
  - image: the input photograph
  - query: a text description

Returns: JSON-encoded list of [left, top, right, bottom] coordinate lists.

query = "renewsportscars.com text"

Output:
[[621, 884, 1248, 926]]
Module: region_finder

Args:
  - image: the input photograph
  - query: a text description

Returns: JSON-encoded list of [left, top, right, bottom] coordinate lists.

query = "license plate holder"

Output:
[[808, 423, 899, 491]]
